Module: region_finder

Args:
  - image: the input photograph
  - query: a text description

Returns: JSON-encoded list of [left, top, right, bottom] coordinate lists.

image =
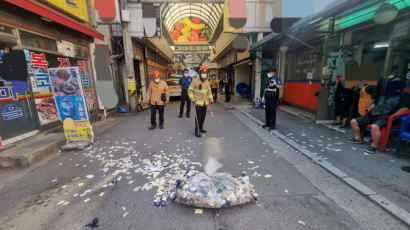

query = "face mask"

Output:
[[154, 78, 160, 83], [201, 74, 207, 79], [267, 73, 273, 78], [184, 74, 188, 77]]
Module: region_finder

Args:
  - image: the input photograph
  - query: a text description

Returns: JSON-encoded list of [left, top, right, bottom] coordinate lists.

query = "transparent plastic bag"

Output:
[[175, 158, 256, 208]]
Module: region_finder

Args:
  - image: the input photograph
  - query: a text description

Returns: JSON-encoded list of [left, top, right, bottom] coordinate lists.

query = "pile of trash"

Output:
[[154, 157, 257, 208]]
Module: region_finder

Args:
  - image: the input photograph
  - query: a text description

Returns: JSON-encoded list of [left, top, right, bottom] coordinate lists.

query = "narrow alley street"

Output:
[[0, 102, 407, 230]]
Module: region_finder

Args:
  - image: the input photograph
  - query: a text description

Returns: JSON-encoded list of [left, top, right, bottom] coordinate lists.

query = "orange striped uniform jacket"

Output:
[[146, 80, 169, 105]]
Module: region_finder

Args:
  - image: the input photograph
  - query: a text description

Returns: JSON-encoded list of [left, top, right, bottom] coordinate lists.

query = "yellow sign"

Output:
[[147, 60, 167, 71], [128, 77, 136, 91], [44, 0, 90, 22], [224, 0, 243, 33], [63, 118, 92, 140]]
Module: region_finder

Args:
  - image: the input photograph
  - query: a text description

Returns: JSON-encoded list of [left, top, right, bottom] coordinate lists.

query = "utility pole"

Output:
[[120, 1, 137, 111]]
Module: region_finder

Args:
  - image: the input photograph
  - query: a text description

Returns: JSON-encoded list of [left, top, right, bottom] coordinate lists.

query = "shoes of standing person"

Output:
[[200, 129, 207, 133], [347, 137, 363, 144], [269, 127, 276, 131], [149, 125, 156, 130], [332, 122, 341, 126], [186, 114, 190, 118], [365, 146, 377, 154], [340, 123, 347, 128], [159, 124, 164, 129], [262, 124, 269, 129], [195, 132, 202, 138], [178, 114, 183, 118]]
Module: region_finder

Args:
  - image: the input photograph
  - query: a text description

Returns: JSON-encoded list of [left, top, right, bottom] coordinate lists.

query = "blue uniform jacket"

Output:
[[179, 76, 193, 91]]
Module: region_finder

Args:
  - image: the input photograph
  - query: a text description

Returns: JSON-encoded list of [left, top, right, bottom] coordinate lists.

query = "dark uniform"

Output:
[[264, 75, 282, 129], [179, 75, 192, 117]]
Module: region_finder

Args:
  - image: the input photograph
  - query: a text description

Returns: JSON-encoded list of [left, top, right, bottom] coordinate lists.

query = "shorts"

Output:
[[354, 114, 388, 129]]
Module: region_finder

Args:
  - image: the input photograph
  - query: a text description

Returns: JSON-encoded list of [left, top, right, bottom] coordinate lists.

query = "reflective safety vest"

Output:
[[146, 80, 169, 105], [188, 78, 213, 106]]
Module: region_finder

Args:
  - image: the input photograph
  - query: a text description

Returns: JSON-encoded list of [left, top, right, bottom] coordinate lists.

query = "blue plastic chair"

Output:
[[395, 114, 410, 157]]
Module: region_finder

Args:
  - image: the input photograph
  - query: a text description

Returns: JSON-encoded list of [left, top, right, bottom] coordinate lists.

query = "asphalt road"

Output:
[[0, 102, 407, 230]]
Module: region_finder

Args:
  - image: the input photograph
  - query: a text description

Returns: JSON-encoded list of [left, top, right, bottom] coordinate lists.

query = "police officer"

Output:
[[146, 71, 169, 130], [262, 68, 282, 130], [188, 65, 213, 138], [179, 69, 193, 118]]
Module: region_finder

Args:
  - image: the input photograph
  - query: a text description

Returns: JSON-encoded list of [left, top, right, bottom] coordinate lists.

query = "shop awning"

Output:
[[249, 33, 281, 52], [5, 0, 104, 41]]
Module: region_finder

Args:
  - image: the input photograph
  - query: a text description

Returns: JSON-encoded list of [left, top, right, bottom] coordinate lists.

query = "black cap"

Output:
[[183, 68, 189, 72], [269, 68, 277, 73]]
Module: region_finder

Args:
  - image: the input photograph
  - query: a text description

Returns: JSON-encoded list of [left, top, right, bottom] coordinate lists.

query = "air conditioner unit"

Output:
[[122, 10, 130, 23]]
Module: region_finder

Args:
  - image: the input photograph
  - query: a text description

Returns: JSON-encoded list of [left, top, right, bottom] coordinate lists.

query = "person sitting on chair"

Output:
[[348, 78, 409, 154]]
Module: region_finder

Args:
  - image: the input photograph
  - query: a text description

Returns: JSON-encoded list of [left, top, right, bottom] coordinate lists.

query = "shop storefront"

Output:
[[316, 0, 410, 120], [0, 1, 102, 145], [285, 43, 324, 111]]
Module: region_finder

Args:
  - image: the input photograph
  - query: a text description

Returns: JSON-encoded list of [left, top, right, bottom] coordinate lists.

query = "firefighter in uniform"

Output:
[[188, 65, 214, 138], [146, 71, 169, 130], [262, 68, 283, 130]]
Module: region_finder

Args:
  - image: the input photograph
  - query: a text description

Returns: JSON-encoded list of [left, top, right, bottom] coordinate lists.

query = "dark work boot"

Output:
[[178, 114, 183, 118], [200, 129, 207, 133], [149, 125, 156, 130], [159, 124, 164, 129], [195, 132, 202, 138]]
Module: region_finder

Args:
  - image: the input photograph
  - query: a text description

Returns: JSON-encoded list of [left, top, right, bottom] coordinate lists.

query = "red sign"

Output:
[[31, 52, 49, 70], [0, 136, 3, 148], [58, 58, 71, 68], [95, 0, 117, 22], [167, 65, 174, 72]]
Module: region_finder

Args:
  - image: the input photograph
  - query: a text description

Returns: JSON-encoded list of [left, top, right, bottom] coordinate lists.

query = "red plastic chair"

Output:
[[366, 109, 410, 150]]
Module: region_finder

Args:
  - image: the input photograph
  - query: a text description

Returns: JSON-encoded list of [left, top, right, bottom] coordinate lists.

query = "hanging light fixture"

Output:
[[373, 2, 398, 24]]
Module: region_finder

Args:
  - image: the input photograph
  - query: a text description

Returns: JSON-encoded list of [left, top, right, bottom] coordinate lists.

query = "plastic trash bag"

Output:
[[118, 105, 128, 113], [175, 157, 256, 208], [204, 157, 223, 176], [255, 98, 263, 109]]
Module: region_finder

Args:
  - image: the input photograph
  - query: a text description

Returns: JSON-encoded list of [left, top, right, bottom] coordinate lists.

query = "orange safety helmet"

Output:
[[152, 70, 160, 79], [200, 65, 208, 72]]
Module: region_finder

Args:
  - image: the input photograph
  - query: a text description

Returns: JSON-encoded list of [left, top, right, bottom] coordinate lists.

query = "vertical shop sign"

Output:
[[0, 136, 3, 148], [48, 67, 89, 121]]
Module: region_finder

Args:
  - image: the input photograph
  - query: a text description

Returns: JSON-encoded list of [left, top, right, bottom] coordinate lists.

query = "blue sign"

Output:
[[2, 104, 23, 120], [81, 74, 89, 87], [35, 73, 51, 88], [55, 95, 88, 121]]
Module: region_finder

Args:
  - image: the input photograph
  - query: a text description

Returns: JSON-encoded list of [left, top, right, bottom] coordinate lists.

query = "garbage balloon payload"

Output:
[[174, 157, 256, 208]]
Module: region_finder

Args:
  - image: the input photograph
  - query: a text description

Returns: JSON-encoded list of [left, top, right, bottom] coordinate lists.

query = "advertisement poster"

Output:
[[63, 118, 92, 140], [23, 50, 95, 124], [84, 91, 95, 111], [35, 97, 58, 125], [49, 67, 89, 121], [57, 41, 75, 57]]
